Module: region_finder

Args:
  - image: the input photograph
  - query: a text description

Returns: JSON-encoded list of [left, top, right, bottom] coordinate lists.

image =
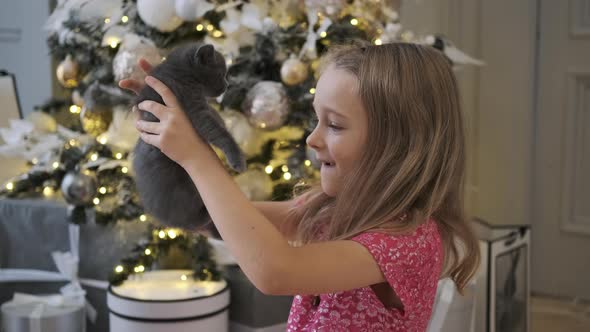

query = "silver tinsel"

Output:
[[242, 81, 289, 130], [60, 171, 98, 206]]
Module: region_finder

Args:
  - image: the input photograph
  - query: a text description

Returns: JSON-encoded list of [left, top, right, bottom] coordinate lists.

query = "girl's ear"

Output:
[[194, 44, 215, 65]]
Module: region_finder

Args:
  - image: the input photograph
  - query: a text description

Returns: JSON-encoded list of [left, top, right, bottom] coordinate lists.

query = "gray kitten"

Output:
[[133, 43, 246, 231]]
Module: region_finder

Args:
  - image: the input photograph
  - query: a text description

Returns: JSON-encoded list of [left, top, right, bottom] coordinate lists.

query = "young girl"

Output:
[[121, 42, 480, 331]]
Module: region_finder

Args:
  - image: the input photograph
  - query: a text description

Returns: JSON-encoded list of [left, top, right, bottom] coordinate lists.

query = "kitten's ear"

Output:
[[195, 44, 215, 65]]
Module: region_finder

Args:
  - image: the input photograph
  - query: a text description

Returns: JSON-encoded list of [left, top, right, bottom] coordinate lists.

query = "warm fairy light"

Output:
[[309, 88, 316, 94], [104, 18, 111, 24], [99, 187, 107, 194], [121, 166, 129, 174], [226, 58, 233, 65], [43, 186, 54, 197], [374, 38, 382, 45], [110, 41, 118, 48], [144, 248, 151, 255], [90, 153, 98, 161], [304, 160, 312, 167], [181, 274, 188, 281], [206, 24, 214, 31], [350, 18, 359, 26], [115, 152, 123, 160], [121, 16, 129, 23], [98, 136, 108, 144], [196, 24, 204, 31], [31, 158, 38, 165], [69, 139, 77, 146], [69, 105, 81, 114], [134, 265, 145, 273], [139, 214, 147, 222], [319, 31, 327, 38], [212, 30, 223, 38], [5, 182, 14, 191], [283, 172, 292, 180], [158, 230, 166, 238], [115, 265, 124, 273], [167, 230, 177, 239], [281, 165, 289, 172], [93, 197, 100, 205], [264, 165, 273, 174], [52, 162, 59, 169]]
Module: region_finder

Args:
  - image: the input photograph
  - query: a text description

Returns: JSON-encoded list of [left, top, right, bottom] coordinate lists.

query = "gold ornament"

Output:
[[280, 56, 309, 86], [80, 106, 113, 137], [310, 58, 321, 80], [56, 55, 80, 88]]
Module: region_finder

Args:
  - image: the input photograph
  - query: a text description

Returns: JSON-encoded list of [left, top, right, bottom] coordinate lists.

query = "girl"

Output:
[[121, 42, 480, 331]]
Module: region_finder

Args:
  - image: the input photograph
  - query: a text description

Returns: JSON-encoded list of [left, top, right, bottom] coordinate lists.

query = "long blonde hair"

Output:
[[289, 42, 479, 292]]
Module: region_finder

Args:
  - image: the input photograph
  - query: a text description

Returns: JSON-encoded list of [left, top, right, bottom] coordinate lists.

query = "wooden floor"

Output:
[[531, 296, 590, 332]]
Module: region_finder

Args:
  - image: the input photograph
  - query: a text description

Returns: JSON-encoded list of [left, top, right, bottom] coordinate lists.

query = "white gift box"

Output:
[[1, 293, 86, 332], [107, 270, 230, 332]]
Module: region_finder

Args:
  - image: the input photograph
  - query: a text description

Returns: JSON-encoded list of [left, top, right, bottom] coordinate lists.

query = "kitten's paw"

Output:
[[229, 155, 247, 173]]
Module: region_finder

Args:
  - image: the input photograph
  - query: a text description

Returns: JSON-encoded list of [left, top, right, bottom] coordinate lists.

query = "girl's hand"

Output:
[[135, 76, 214, 168], [118, 58, 154, 95]]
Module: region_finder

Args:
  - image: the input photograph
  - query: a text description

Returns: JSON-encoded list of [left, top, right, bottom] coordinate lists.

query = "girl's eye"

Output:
[[328, 122, 343, 131]]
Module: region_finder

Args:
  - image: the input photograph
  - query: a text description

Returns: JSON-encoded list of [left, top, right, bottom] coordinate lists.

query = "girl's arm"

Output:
[[136, 76, 386, 295], [252, 201, 299, 241]]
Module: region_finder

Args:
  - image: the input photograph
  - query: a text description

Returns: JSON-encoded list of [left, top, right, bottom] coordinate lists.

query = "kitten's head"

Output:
[[187, 44, 227, 97]]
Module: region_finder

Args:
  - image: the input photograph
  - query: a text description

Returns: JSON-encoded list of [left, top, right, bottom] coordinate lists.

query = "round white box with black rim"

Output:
[[107, 270, 230, 332]]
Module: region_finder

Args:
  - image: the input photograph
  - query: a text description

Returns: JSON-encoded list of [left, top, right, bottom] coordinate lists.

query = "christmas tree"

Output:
[[0, 0, 480, 284]]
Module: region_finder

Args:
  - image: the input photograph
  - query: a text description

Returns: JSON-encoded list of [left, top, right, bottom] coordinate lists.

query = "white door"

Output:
[[532, 0, 590, 299]]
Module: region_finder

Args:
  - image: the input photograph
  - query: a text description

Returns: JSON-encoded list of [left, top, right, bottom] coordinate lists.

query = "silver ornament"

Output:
[[60, 171, 98, 206], [234, 168, 273, 201], [220, 110, 259, 156], [113, 41, 162, 82], [280, 56, 309, 86], [242, 81, 289, 130]]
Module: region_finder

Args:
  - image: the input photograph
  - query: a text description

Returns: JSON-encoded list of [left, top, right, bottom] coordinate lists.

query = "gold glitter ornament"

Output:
[[280, 56, 309, 86], [80, 106, 113, 137], [56, 55, 80, 88]]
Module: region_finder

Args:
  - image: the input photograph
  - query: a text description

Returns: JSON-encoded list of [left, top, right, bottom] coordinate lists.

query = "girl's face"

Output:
[[306, 65, 368, 197]]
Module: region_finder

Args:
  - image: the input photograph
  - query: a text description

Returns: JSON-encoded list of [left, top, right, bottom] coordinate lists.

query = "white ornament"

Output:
[[137, 0, 184, 32], [234, 168, 273, 201], [220, 110, 259, 156], [174, 0, 215, 21]]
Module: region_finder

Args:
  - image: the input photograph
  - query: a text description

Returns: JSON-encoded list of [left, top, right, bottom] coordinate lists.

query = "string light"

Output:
[[98, 136, 108, 145], [304, 160, 312, 167], [115, 265, 124, 273], [115, 152, 123, 160], [350, 18, 359, 26], [206, 24, 214, 31], [144, 248, 151, 255], [374, 38, 382, 45], [43, 187, 54, 197], [93, 197, 100, 205], [69, 139, 77, 146], [99, 187, 107, 194], [281, 165, 289, 172], [167, 229, 177, 239], [196, 24, 204, 31], [158, 230, 166, 239], [121, 166, 129, 174], [212, 30, 223, 38], [110, 41, 118, 48], [283, 172, 292, 180], [134, 265, 145, 273], [5, 182, 14, 191], [104, 18, 111, 24], [69, 105, 81, 114], [319, 31, 327, 38], [31, 158, 38, 165], [52, 162, 59, 169], [309, 88, 316, 94], [264, 165, 273, 174], [121, 16, 129, 23], [181, 274, 188, 281], [90, 153, 98, 161], [139, 214, 147, 222]]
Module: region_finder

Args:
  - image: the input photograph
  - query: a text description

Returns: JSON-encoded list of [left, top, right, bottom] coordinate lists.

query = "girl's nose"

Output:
[[306, 126, 324, 150]]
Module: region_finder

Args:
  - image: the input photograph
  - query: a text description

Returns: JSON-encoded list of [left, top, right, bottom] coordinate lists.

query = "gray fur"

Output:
[[133, 43, 246, 231]]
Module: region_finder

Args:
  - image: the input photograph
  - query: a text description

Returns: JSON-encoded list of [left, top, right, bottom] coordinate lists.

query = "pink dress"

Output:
[[286, 219, 443, 331]]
